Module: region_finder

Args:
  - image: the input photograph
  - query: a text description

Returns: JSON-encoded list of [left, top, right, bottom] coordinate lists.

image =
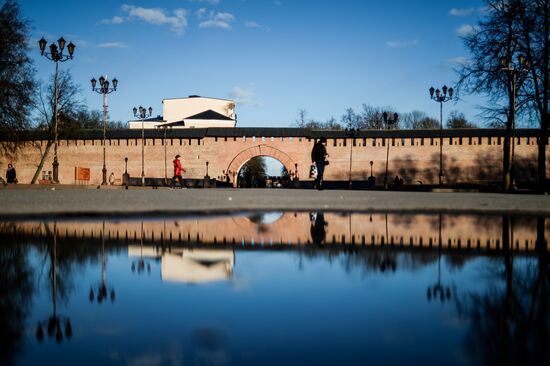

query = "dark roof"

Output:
[[186, 109, 234, 121], [129, 116, 165, 123], [161, 120, 185, 127], [0, 128, 543, 141]]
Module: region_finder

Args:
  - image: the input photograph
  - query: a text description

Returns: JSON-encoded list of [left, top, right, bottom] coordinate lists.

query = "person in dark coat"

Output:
[[171, 155, 187, 189], [311, 138, 328, 190], [6, 164, 17, 183]]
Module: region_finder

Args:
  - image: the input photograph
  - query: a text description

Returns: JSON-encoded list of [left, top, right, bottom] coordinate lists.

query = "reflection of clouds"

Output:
[[108, 342, 184, 366], [229, 275, 250, 292]]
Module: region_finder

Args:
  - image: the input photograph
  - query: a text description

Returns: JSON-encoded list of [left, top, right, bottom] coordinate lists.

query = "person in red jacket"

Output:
[[171, 154, 187, 188]]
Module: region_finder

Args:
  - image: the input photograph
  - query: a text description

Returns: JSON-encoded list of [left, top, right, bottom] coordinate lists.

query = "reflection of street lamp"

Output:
[[89, 221, 115, 304], [91, 76, 118, 185], [133, 106, 153, 186], [345, 128, 358, 189], [382, 112, 398, 189], [35, 223, 72, 343], [500, 54, 529, 190], [429, 85, 453, 186], [131, 221, 152, 274], [38, 37, 76, 183], [427, 214, 453, 303]]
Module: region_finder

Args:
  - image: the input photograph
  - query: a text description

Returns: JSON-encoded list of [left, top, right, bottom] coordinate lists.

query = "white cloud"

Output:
[[97, 42, 129, 49], [199, 11, 235, 29], [121, 5, 188, 34], [243, 20, 270, 31], [229, 86, 259, 106], [449, 8, 475, 16], [455, 24, 477, 36], [195, 8, 207, 19], [244, 20, 260, 28], [189, 0, 220, 4], [101, 16, 125, 24], [386, 40, 418, 48], [446, 56, 471, 66]]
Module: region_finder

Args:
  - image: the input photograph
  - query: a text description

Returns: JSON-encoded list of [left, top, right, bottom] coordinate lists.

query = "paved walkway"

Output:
[[1, 184, 549, 218]]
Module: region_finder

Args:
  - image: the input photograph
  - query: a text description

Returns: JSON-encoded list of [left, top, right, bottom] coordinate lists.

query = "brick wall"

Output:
[[1, 129, 548, 186]]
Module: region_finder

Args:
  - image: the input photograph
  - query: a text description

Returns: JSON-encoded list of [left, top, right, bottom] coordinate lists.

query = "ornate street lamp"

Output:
[[429, 85, 453, 186], [91, 76, 118, 185], [38, 37, 76, 183], [133, 106, 153, 186], [345, 128, 359, 189], [500, 54, 529, 190], [382, 112, 398, 189]]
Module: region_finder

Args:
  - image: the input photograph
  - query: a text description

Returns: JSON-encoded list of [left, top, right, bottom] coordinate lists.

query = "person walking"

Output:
[[171, 154, 187, 189], [6, 163, 17, 184], [311, 138, 328, 190]]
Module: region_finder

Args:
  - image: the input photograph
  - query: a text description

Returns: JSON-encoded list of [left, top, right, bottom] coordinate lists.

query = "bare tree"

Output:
[[293, 109, 323, 129], [517, 0, 550, 192], [447, 110, 477, 128], [0, 0, 36, 159], [30, 70, 86, 183], [456, 0, 530, 190], [358, 104, 399, 129], [402, 110, 428, 129]]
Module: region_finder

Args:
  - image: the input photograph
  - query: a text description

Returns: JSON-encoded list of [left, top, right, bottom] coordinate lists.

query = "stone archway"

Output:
[[225, 145, 296, 186]]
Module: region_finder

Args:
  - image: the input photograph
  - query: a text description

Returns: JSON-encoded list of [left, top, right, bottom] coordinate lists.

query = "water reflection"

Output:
[[455, 216, 549, 366], [0, 212, 548, 366], [88, 222, 115, 304], [128, 247, 234, 284], [35, 223, 73, 344]]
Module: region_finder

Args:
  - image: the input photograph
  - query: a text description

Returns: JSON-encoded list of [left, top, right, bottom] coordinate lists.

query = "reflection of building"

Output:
[[128, 96, 236, 129], [128, 246, 235, 284]]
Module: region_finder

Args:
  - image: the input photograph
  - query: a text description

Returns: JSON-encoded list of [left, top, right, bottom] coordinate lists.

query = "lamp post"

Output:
[[500, 54, 529, 191], [38, 37, 76, 183], [345, 128, 358, 189], [382, 112, 398, 189], [429, 85, 453, 186], [91, 76, 118, 185], [133, 106, 153, 186]]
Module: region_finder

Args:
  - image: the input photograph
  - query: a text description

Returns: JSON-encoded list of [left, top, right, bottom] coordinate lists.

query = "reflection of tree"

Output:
[[456, 216, 549, 366], [0, 227, 34, 366]]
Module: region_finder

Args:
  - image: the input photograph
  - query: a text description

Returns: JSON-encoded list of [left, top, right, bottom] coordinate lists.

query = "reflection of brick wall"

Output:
[[1, 132, 548, 185], [8, 213, 549, 252]]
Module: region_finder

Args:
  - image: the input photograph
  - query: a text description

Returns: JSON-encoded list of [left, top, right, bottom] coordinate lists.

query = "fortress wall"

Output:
[[1, 131, 548, 186]]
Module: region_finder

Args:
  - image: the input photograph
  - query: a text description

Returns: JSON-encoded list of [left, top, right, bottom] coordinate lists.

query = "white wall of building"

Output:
[[163, 96, 235, 123]]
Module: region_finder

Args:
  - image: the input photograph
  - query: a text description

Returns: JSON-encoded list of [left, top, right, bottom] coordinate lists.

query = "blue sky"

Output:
[[21, 0, 487, 128]]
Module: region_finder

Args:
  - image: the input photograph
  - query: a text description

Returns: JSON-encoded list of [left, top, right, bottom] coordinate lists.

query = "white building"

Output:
[[128, 95, 236, 129]]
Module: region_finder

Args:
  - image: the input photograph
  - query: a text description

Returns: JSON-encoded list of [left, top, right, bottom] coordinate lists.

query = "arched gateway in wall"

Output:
[[225, 145, 295, 185]]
